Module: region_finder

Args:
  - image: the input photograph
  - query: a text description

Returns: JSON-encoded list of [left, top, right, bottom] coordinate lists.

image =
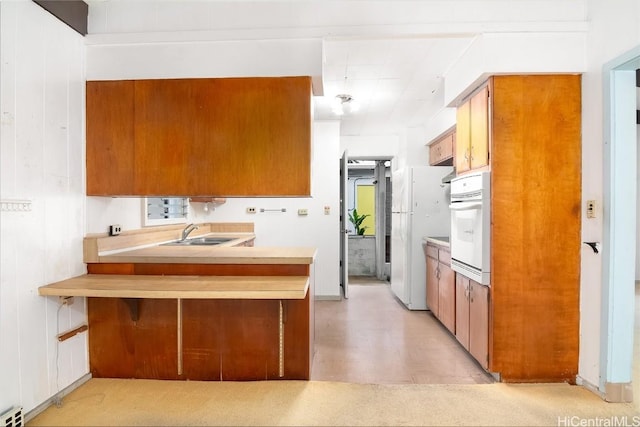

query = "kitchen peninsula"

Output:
[[39, 223, 316, 381]]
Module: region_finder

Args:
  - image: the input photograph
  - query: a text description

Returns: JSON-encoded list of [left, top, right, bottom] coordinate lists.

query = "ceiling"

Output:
[[316, 36, 474, 136], [85, 1, 585, 138]]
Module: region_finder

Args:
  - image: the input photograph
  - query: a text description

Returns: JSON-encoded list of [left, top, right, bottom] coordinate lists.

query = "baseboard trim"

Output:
[[604, 381, 633, 403], [25, 372, 92, 423], [576, 376, 605, 399], [315, 295, 341, 301]]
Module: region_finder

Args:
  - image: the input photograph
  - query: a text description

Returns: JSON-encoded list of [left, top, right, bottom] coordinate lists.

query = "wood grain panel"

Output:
[[470, 86, 489, 169], [134, 299, 179, 379], [438, 263, 456, 334], [87, 263, 135, 275], [88, 263, 308, 276], [88, 298, 179, 379], [132, 263, 309, 276], [283, 293, 312, 379], [426, 255, 439, 315], [455, 100, 471, 173], [88, 298, 135, 378], [424, 244, 439, 260], [218, 299, 280, 380], [134, 77, 311, 196], [455, 274, 470, 349], [181, 299, 222, 380], [469, 281, 489, 370], [86, 81, 135, 195], [490, 75, 581, 382], [39, 274, 310, 300]]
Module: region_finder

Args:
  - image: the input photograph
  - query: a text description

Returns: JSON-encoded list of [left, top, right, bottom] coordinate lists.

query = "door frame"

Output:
[[600, 45, 639, 401], [340, 150, 349, 298]]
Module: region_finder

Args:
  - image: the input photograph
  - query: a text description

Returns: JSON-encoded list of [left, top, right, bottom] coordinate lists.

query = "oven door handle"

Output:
[[449, 202, 483, 211]]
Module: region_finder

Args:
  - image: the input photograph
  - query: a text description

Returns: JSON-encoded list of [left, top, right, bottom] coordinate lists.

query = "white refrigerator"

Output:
[[390, 166, 451, 310]]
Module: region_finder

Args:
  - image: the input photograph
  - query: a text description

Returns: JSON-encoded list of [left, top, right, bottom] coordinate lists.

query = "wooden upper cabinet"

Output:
[[455, 100, 471, 173], [455, 85, 489, 173], [86, 81, 136, 195], [87, 77, 312, 197], [428, 128, 455, 166], [469, 86, 489, 170]]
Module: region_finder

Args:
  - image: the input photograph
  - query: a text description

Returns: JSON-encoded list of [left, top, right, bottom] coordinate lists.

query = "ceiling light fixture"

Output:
[[332, 94, 359, 116]]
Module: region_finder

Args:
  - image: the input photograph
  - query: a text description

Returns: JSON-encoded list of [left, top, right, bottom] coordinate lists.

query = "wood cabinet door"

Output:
[[429, 132, 454, 166], [469, 281, 489, 370], [86, 81, 135, 195], [87, 77, 312, 197], [469, 86, 489, 170], [437, 263, 456, 334], [88, 298, 179, 380], [134, 77, 311, 196], [426, 253, 439, 315], [454, 273, 470, 348], [134, 79, 204, 196], [455, 100, 471, 173]]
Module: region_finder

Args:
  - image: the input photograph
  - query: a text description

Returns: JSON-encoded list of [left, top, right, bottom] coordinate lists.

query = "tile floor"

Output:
[[311, 276, 494, 384]]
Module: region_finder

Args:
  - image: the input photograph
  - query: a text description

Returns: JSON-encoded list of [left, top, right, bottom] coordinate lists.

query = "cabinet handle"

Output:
[[436, 267, 440, 279], [469, 285, 474, 303], [464, 149, 469, 161]]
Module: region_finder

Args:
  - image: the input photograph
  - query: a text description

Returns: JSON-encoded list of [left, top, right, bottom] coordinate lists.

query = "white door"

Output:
[[340, 150, 349, 299]]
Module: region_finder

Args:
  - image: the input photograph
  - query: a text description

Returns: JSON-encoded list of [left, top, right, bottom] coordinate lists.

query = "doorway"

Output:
[[340, 156, 392, 298]]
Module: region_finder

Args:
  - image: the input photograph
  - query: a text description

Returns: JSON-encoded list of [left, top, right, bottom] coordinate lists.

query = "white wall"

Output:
[[0, 0, 87, 415], [578, 0, 640, 390], [86, 121, 342, 298], [340, 135, 400, 160]]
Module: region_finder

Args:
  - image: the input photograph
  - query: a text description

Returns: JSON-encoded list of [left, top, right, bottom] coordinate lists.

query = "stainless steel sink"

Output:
[[161, 237, 234, 246]]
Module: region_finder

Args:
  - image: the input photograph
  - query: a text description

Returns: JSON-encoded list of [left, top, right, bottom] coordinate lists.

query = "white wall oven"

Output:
[[449, 171, 491, 285]]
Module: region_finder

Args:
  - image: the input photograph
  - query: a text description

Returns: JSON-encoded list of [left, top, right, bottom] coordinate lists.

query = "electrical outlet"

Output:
[[298, 208, 308, 216], [586, 200, 596, 219], [246, 207, 257, 214], [109, 224, 122, 236]]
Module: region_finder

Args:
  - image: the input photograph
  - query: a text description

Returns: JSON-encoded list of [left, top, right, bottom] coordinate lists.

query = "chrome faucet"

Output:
[[181, 223, 199, 241]]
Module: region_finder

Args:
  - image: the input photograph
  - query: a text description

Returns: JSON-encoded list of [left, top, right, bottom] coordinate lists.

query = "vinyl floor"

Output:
[[311, 276, 494, 384]]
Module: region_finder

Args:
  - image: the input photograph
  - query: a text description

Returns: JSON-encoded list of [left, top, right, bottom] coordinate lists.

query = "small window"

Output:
[[143, 197, 188, 227]]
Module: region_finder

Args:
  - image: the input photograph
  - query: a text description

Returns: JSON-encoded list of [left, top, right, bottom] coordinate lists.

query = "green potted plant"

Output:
[[348, 208, 370, 236]]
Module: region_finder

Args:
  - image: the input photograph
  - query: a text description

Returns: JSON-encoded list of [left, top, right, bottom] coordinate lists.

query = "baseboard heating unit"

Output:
[[1, 407, 23, 427]]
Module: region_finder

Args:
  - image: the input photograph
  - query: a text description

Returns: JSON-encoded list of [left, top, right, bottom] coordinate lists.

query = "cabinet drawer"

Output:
[[438, 249, 451, 266], [425, 244, 439, 260]]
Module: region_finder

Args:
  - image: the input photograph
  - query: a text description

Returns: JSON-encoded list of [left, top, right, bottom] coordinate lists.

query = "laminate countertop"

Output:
[[38, 274, 310, 299], [423, 236, 450, 247], [97, 245, 317, 265]]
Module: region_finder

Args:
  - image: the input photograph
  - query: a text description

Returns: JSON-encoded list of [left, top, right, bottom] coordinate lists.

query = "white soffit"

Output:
[[444, 32, 588, 107], [86, 38, 324, 95]]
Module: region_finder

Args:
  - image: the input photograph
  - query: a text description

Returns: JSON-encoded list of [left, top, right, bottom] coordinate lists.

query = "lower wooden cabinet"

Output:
[[88, 295, 311, 381], [424, 241, 455, 334], [437, 263, 455, 333], [425, 249, 439, 316], [455, 273, 489, 369]]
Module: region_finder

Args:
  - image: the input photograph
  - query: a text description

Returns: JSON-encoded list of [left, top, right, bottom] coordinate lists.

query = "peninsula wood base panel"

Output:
[[88, 294, 312, 381]]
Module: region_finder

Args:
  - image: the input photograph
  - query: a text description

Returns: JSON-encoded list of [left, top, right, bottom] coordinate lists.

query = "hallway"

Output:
[[311, 277, 494, 384]]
